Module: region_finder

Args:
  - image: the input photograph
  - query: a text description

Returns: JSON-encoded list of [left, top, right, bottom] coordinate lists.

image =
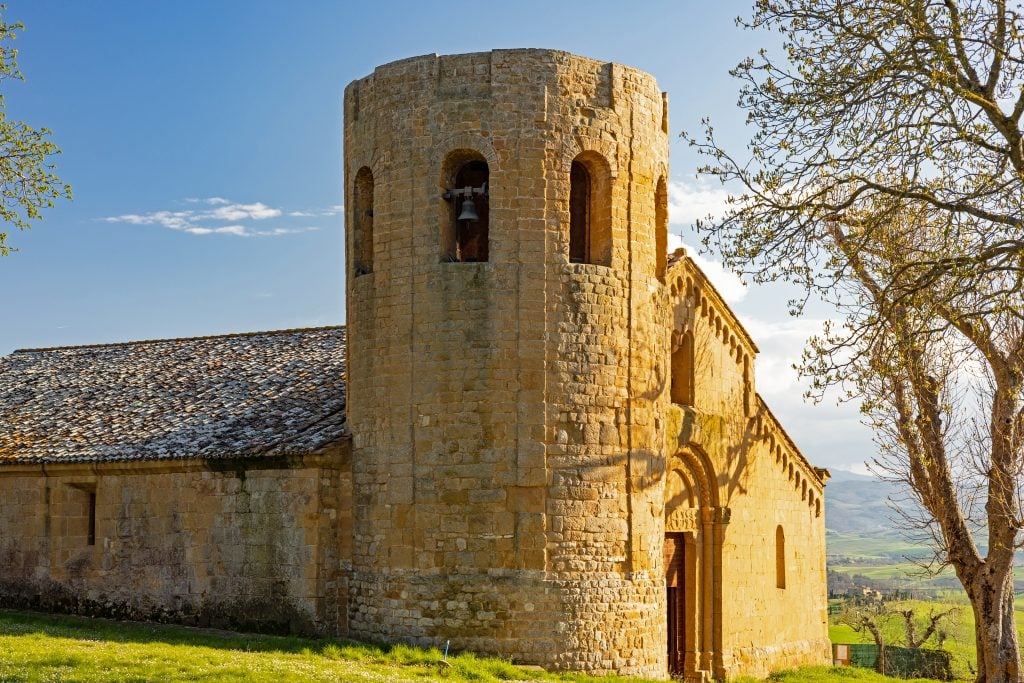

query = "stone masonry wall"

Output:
[[665, 257, 831, 679], [345, 49, 669, 676], [0, 447, 351, 635], [345, 48, 829, 680], [717, 398, 830, 678]]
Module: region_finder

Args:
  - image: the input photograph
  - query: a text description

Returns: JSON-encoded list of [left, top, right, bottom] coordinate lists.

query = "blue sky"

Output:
[[0, 1, 871, 471]]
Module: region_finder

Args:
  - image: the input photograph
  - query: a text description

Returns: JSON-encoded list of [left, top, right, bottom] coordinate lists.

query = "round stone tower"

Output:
[[344, 49, 671, 676]]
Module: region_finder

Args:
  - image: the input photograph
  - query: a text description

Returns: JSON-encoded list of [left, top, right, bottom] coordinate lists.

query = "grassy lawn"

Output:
[[0, 609, 654, 683], [0, 607, 974, 683], [734, 667, 943, 683]]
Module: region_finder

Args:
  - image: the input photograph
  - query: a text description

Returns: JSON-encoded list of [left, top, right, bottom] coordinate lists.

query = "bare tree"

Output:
[[690, 2, 1024, 681], [843, 239, 1024, 683], [840, 600, 890, 674], [840, 598, 960, 674], [689, 0, 1024, 317], [899, 605, 960, 650]]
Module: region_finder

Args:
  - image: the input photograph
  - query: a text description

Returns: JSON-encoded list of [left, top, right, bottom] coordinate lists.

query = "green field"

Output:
[[828, 563, 957, 584], [733, 667, 942, 683], [0, 608, 955, 683], [828, 594, 1024, 681], [0, 609, 656, 683], [826, 531, 931, 562]]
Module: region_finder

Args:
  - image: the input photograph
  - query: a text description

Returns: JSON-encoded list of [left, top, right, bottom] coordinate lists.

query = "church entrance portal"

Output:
[[665, 532, 687, 675], [665, 448, 724, 681]]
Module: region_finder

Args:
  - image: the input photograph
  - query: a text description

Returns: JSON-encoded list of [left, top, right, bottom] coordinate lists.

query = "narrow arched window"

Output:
[[568, 153, 611, 266], [353, 167, 374, 276], [671, 331, 694, 405], [776, 526, 786, 589], [569, 161, 591, 263], [441, 151, 489, 263], [655, 176, 668, 282]]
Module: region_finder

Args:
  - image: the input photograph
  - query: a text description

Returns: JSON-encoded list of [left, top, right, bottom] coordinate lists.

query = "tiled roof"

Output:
[[0, 327, 347, 464]]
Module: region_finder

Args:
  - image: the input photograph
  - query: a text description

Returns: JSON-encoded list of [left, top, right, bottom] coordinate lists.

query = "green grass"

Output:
[[0, 607, 988, 683], [0, 609, 656, 683], [826, 595, 1024, 681], [827, 563, 957, 583], [733, 666, 943, 683], [827, 531, 931, 562]]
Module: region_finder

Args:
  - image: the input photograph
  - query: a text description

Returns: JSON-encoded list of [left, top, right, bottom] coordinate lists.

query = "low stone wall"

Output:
[[727, 637, 833, 679], [0, 446, 351, 635], [347, 567, 664, 677]]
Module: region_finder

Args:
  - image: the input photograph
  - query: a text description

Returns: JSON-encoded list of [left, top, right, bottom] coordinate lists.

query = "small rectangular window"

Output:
[[87, 491, 96, 546], [63, 483, 97, 548]]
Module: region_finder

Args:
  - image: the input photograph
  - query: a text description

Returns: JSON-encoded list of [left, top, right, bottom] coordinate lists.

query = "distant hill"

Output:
[[823, 470, 933, 562], [822, 470, 1024, 591], [824, 469, 902, 535]]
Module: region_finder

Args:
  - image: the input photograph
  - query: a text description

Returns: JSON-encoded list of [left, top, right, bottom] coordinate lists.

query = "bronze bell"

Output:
[[457, 196, 479, 222]]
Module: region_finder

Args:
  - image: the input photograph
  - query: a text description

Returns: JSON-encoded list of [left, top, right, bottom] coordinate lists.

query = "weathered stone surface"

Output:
[[0, 448, 351, 635], [344, 49, 830, 680], [0, 327, 348, 463]]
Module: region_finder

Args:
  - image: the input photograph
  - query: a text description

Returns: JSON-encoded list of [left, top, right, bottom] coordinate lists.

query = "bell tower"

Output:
[[344, 49, 671, 676]]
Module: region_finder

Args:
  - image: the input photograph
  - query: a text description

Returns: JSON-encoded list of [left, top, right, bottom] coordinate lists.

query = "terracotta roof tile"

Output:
[[0, 327, 347, 464]]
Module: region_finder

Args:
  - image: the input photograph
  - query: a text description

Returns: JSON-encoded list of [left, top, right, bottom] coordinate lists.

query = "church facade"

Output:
[[0, 50, 830, 680]]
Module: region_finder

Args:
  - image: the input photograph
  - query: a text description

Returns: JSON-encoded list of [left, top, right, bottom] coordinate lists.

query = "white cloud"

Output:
[[181, 225, 318, 238], [252, 227, 320, 237], [833, 462, 874, 476], [184, 225, 248, 236], [322, 205, 343, 216], [102, 211, 193, 230], [666, 231, 747, 304], [100, 198, 318, 238], [208, 202, 281, 221], [288, 210, 316, 217], [667, 178, 732, 227], [736, 314, 877, 470], [743, 317, 832, 394], [662, 178, 748, 304]]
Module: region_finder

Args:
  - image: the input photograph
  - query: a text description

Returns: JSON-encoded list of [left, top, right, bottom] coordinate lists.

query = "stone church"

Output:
[[0, 50, 830, 680]]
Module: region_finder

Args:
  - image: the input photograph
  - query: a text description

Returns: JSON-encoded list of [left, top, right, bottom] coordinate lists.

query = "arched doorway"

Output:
[[664, 529, 690, 673], [664, 449, 720, 679]]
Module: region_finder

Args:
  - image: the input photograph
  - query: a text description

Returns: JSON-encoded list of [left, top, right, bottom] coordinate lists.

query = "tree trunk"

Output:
[[966, 565, 1021, 683], [865, 621, 886, 675]]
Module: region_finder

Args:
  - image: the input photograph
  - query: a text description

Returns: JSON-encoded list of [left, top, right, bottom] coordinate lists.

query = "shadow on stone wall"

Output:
[[0, 578, 316, 636]]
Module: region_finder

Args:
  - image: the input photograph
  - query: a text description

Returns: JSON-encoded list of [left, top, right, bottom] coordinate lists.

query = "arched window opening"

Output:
[[353, 167, 374, 276], [656, 176, 668, 282], [569, 161, 591, 263], [671, 331, 694, 405], [776, 526, 786, 589], [441, 151, 489, 263], [568, 153, 612, 266]]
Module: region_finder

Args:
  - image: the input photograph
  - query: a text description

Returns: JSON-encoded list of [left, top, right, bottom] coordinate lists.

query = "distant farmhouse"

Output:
[[0, 50, 830, 680]]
